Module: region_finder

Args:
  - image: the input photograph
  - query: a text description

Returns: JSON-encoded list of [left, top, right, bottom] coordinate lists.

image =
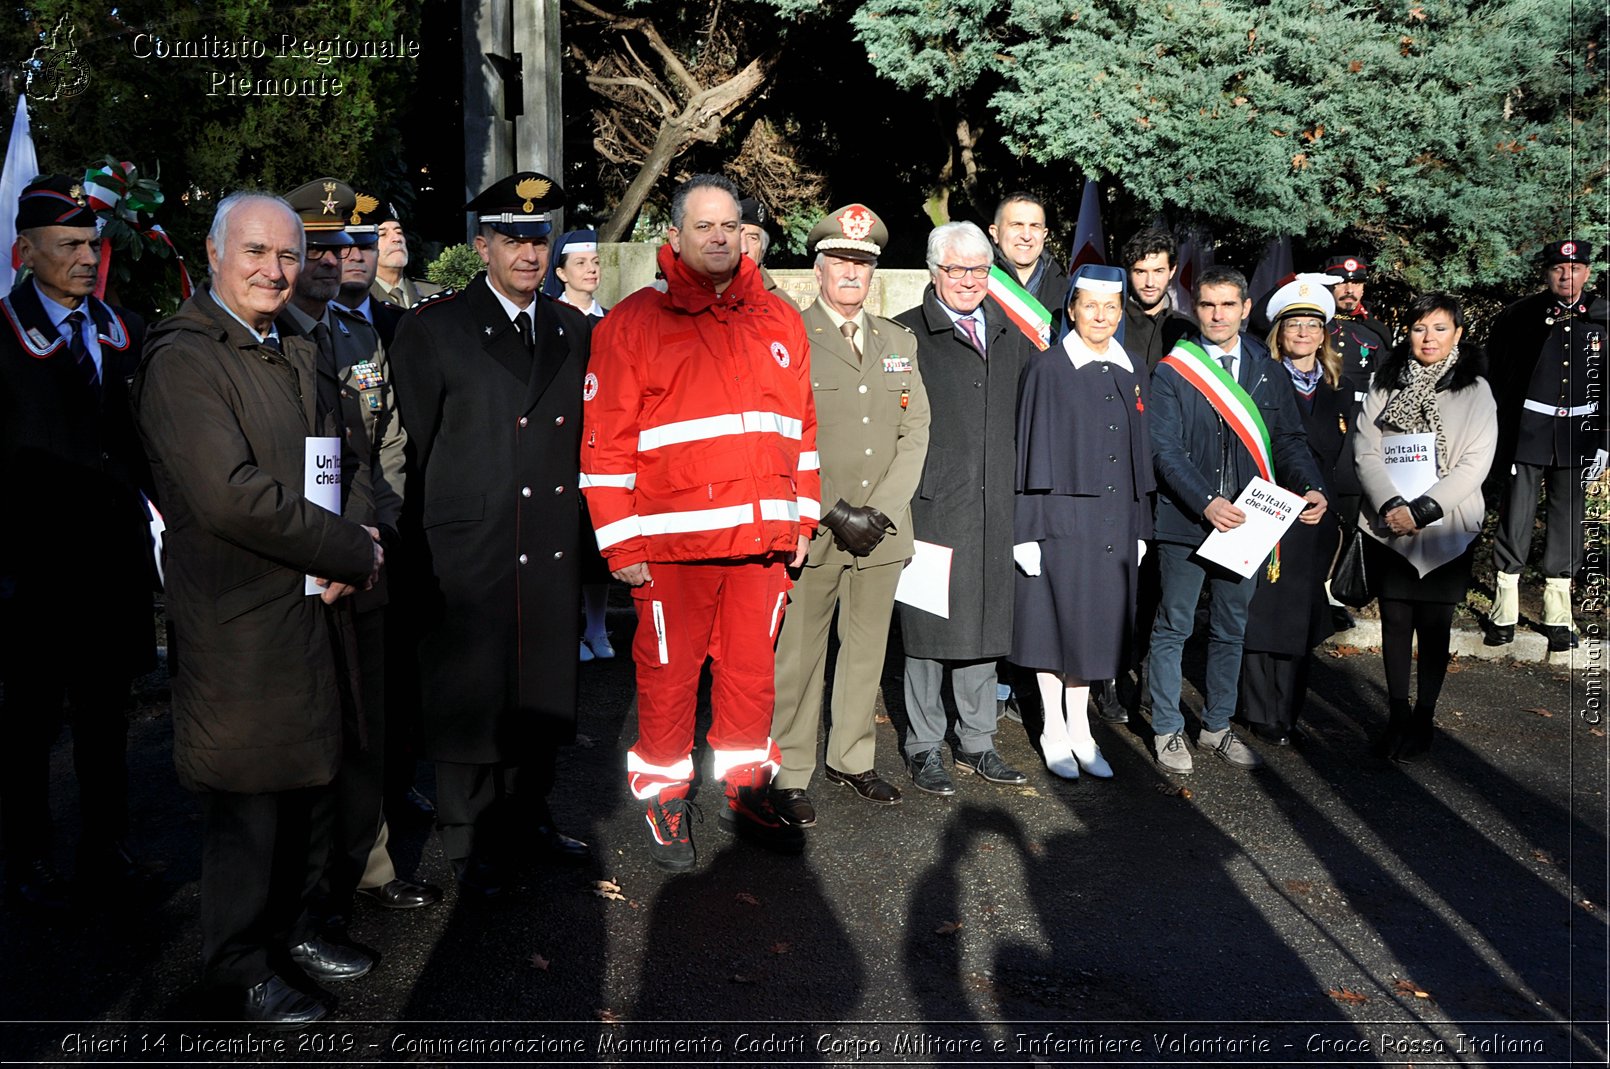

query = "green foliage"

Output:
[[853, 0, 1608, 291], [0, 1, 422, 315], [425, 243, 482, 291]]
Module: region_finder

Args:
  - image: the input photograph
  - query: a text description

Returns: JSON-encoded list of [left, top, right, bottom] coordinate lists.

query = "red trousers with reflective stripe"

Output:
[[627, 559, 791, 795]]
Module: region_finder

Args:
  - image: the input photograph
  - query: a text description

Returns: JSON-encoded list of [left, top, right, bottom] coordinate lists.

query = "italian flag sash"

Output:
[[1159, 341, 1274, 482], [987, 265, 1051, 351]]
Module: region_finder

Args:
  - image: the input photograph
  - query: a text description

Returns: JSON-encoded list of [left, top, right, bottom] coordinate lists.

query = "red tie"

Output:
[[958, 316, 985, 357]]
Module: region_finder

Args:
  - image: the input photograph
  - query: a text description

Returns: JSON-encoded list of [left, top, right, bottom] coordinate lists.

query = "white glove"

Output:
[[1013, 541, 1042, 576], [1588, 449, 1609, 482], [1137, 539, 1148, 564]]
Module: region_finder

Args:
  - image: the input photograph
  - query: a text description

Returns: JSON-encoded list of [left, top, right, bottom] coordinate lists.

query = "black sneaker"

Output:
[[719, 786, 805, 854], [644, 795, 700, 872]]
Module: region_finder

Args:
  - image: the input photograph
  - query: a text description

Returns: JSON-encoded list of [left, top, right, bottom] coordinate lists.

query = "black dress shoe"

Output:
[[996, 695, 1023, 724], [1330, 605, 1356, 631], [242, 975, 328, 1024], [4, 859, 71, 911], [769, 787, 817, 827], [1250, 723, 1291, 746], [289, 934, 374, 982], [1484, 623, 1515, 647], [824, 765, 902, 804], [453, 857, 504, 898], [953, 748, 1029, 785], [356, 877, 443, 910], [906, 749, 956, 796], [1545, 625, 1580, 652], [387, 787, 436, 824], [1092, 679, 1129, 724], [533, 823, 591, 862]]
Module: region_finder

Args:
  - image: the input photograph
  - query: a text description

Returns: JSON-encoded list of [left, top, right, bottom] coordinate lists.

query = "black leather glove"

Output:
[[1407, 495, 1443, 529], [821, 499, 896, 557], [1378, 495, 1409, 520]]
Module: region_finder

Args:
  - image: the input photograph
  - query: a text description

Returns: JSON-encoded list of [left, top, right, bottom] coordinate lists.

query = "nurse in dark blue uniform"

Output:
[[1011, 264, 1154, 779]]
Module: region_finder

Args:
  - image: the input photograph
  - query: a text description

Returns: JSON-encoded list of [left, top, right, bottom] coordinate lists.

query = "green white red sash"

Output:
[[987, 265, 1050, 351], [1159, 340, 1274, 481]]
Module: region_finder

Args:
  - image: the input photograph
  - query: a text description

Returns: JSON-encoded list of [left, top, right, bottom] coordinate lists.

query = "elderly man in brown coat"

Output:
[[133, 192, 382, 1024]]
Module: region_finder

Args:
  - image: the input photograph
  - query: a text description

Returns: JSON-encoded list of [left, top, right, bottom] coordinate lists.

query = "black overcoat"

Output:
[[895, 288, 1029, 661], [0, 280, 154, 678], [390, 274, 591, 763]]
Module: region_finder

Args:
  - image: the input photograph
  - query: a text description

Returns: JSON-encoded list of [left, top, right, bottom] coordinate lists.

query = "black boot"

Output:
[[1372, 699, 1412, 759], [1393, 704, 1435, 763]]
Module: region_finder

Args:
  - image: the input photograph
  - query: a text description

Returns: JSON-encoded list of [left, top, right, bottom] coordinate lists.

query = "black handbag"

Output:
[[1330, 527, 1372, 607]]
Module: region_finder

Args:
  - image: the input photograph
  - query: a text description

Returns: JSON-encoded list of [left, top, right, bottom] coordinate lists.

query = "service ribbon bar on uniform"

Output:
[[1159, 340, 1274, 483], [986, 265, 1051, 351]]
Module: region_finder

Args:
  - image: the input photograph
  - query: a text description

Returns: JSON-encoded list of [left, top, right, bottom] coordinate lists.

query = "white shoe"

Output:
[[1074, 747, 1113, 779], [584, 633, 616, 660], [1040, 736, 1080, 779], [579, 639, 595, 663]]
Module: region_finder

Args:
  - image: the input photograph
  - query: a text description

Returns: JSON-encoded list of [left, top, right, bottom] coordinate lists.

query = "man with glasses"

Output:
[[893, 222, 1031, 795]]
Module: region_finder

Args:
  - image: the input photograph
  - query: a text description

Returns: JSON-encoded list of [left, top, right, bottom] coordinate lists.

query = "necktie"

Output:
[[840, 320, 861, 361], [1219, 352, 1235, 378], [64, 311, 99, 394], [515, 310, 534, 353], [310, 322, 341, 427], [958, 315, 985, 357]]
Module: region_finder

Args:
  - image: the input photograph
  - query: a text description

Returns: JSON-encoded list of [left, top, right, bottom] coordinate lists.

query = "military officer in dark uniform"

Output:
[[738, 196, 781, 293], [1321, 251, 1392, 418], [281, 180, 440, 925], [390, 172, 592, 896], [770, 204, 929, 827], [371, 202, 442, 312], [333, 192, 405, 348], [1486, 239, 1607, 651], [0, 176, 155, 909]]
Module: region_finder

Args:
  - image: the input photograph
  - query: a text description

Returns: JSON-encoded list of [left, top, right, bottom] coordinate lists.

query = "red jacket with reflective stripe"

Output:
[[582, 245, 818, 569]]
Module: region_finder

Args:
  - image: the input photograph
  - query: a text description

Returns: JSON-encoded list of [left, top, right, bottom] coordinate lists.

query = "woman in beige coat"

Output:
[[1354, 294, 1497, 762]]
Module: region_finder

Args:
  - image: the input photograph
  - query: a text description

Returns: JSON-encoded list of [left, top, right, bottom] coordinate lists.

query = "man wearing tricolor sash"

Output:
[[1147, 266, 1328, 775]]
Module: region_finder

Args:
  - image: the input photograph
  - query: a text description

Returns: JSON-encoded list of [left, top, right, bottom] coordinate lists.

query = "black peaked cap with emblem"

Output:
[[1543, 239, 1592, 267], [467, 172, 564, 239], [286, 178, 356, 247], [1320, 251, 1370, 281], [345, 187, 384, 246], [16, 174, 97, 230], [738, 197, 769, 229]]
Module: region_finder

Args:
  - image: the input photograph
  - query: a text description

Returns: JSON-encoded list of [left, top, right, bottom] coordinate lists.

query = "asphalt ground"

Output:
[[1, 604, 1606, 1068]]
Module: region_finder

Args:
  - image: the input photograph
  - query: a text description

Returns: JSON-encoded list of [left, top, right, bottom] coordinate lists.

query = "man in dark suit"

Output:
[[770, 204, 929, 827], [1147, 266, 1328, 774], [895, 221, 1030, 795], [0, 175, 155, 910], [390, 172, 591, 897], [281, 180, 439, 928]]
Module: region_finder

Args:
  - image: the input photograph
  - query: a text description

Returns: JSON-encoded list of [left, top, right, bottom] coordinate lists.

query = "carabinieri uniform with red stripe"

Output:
[[582, 243, 818, 815]]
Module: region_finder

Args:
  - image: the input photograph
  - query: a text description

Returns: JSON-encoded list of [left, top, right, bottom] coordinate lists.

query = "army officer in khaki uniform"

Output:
[[770, 205, 931, 827]]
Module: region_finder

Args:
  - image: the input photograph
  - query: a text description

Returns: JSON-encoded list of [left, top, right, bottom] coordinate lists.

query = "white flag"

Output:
[[0, 94, 39, 292]]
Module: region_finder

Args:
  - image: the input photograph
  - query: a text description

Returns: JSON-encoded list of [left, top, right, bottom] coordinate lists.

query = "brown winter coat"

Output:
[[132, 287, 375, 793]]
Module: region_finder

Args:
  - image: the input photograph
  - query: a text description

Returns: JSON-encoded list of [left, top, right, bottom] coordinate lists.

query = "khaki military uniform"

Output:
[[772, 300, 930, 787]]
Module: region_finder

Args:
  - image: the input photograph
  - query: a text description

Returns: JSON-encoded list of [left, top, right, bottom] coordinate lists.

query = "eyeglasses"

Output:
[[1281, 320, 1325, 334], [936, 263, 991, 279]]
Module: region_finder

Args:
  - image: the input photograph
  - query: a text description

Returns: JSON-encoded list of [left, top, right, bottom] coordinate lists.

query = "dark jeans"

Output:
[[1147, 540, 1255, 736]]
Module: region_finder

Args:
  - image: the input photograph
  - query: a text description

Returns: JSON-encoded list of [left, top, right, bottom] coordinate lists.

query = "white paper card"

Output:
[[1381, 432, 1442, 525], [304, 436, 341, 595], [1195, 477, 1306, 579], [895, 539, 952, 618]]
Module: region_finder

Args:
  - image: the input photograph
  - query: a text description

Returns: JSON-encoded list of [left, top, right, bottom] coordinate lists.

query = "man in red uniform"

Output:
[[582, 173, 817, 870]]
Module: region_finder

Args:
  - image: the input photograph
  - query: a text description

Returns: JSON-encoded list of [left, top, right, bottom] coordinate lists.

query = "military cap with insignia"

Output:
[[15, 174, 98, 231], [1320, 251, 1370, 281], [1543, 239, 1592, 267], [1266, 273, 1342, 324], [344, 188, 384, 246], [286, 178, 356, 247], [738, 196, 769, 229], [467, 171, 564, 239], [807, 203, 888, 262]]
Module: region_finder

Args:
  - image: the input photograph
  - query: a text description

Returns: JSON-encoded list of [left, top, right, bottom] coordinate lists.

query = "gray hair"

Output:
[[669, 173, 741, 231], [926, 221, 992, 275], [752, 225, 771, 263], [207, 192, 302, 271]]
